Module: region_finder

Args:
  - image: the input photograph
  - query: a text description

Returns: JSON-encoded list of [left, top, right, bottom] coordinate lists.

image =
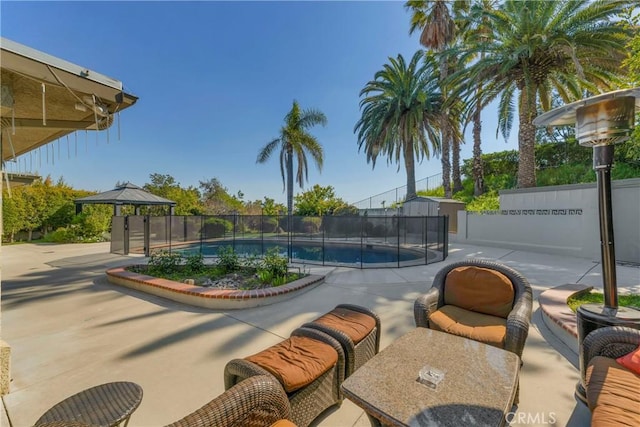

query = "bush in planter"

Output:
[[203, 217, 233, 238]]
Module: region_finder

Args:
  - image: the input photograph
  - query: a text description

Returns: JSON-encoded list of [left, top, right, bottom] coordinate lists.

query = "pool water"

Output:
[[176, 240, 425, 265]]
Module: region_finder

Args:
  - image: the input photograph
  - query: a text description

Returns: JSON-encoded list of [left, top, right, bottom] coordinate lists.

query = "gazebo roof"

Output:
[[75, 183, 176, 206]]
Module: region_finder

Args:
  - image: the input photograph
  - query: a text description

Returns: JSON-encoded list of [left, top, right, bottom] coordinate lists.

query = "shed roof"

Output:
[[75, 183, 176, 206]]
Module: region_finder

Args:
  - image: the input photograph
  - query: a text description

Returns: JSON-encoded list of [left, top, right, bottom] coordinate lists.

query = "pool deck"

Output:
[[2, 242, 639, 426]]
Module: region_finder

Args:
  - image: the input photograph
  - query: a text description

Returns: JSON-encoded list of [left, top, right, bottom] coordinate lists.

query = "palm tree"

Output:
[[454, 0, 632, 188], [256, 100, 327, 216], [354, 51, 442, 201], [453, 0, 497, 196], [406, 0, 458, 197]]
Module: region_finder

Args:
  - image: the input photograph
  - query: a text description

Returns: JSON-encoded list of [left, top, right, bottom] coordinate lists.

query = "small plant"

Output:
[[260, 247, 288, 278], [184, 252, 205, 274], [148, 250, 183, 275], [216, 246, 240, 273], [257, 270, 273, 284]]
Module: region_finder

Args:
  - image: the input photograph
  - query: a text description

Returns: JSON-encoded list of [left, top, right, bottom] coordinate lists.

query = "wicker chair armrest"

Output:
[[505, 286, 533, 358], [224, 359, 273, 390], [414, 287, 440, 328], [166, 375, 292, 427], [335, 304, 381, 353], [291, 327, 345, 394], [580, 326, 640, 384]]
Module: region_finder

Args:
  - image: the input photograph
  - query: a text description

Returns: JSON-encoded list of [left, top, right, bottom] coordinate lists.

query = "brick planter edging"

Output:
[[539, 283, 593, 354], [106, 266, 325, 310]]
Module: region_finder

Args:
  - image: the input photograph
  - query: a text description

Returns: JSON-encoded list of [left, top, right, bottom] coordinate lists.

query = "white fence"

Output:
[[453, 178, 640, 264]]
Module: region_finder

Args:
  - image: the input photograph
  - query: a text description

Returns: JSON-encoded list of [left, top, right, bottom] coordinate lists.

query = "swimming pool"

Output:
[[174, 239, 435, 267]]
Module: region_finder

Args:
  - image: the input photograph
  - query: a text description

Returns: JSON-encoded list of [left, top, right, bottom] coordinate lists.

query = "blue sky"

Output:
[[2, 1, 517, 205]]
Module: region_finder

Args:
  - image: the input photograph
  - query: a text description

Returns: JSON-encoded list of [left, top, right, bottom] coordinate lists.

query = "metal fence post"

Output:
[[144, 215, 150, 257]]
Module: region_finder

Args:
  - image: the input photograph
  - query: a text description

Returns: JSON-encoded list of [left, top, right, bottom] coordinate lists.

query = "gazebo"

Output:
[[75, 182, 176, 216]]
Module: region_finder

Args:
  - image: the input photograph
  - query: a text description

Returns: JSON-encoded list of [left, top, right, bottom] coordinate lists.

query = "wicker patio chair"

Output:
[[165, 375, 294, 427], [414, 259, 532, 404], [224, 327, 345, 427], [576, 325, 640, 404], [302, 304, 381, 377]]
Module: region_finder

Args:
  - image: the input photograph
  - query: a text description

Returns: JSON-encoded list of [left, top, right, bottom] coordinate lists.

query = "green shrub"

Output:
[[260, 247, 288, 278], [216, 245, 240, 272], [148, 250, 183, 275], [465, 193, 500, 212], [203, 217, 233, 238], [184, 253, 205, 274]]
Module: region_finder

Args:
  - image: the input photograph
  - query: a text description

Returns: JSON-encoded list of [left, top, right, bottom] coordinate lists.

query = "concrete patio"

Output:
[[1, 242, 639, 426]]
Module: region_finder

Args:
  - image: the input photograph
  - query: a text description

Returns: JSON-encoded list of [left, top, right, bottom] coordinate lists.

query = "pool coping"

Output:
[[105, 266, 325, 309]]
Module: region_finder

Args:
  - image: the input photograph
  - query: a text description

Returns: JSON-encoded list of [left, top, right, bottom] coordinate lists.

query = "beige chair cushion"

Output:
[[313, 307, 376, 344], [428, 305, 507, 349], [444, 266, 515, 318], [586, 356, 640, 426], [246, 336, 338, 393]]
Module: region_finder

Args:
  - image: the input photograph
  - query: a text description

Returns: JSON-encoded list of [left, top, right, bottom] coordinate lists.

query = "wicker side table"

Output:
[[34, 382, 143, 427]]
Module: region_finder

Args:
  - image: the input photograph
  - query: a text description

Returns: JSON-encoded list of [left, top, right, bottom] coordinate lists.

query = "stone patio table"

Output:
[[341, 328, 519, 427]]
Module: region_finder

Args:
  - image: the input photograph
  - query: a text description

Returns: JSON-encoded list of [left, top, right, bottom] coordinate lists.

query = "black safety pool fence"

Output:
[[111, 214, 448, 269]]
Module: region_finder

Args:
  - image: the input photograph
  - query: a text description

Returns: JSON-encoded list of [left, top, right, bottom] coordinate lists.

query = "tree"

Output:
[[453, 0, 498, 196], [199, 178, 243, 215], [406, 0, 459, 196], [256, 100, 327, 216], [293, 185, 354, 216], [261, 197, 287, 216], [144, 173, 203, 215], [453, 0, 632, 188], [2, 188, 26, 242], [354, 51, 442, 201]]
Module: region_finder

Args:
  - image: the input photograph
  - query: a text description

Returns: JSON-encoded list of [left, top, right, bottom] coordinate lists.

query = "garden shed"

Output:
[[402, 196, 465, 233]]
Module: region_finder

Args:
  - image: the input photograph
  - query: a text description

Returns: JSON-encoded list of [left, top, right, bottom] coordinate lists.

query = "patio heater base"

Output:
[[575, 303, 640, 403]]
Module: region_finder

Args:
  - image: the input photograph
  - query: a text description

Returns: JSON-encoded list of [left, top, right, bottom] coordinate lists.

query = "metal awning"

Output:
[[0, 37, 138, 163]]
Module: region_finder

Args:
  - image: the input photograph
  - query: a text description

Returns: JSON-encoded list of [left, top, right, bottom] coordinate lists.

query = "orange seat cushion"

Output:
[[313, 307, 376, 344], [246, 336, 338, 393], [270, 420, 297, 427], [444, 266, 515, 318], [428, 305, 507, 349], [586, 356, 640, 426]]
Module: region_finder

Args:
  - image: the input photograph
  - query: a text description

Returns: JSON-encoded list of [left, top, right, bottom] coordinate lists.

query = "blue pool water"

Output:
[[176, 240, 426, 265]]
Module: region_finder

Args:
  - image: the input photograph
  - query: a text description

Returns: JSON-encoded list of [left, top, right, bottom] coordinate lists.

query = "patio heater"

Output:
[[534, 88, 640, 401]]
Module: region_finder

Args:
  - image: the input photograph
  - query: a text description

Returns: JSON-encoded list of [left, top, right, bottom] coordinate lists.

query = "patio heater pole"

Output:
[[534, 89, 640, 404], [592, 144, 617, 311]]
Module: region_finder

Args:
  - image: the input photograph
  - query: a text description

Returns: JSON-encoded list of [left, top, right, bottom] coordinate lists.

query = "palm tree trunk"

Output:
[[518, 88, 537, 188], [404, 140, 417, 200], [472, 104, 484, 196], [439, 58, 451, 198], [452, 139, 462, 193], [286, 148, 294, 215]]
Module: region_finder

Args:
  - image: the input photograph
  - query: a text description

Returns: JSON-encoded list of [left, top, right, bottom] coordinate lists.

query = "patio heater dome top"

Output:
[[533, 87, 640, 147]]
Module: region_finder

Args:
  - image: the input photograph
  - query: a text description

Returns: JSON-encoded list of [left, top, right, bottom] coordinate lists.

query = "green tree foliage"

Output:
[[144, 173, 203, 215], [355, 51, 443, 201], [451, 0, 633, 188], [293, 185, 355, 216], [199, 178, 244, 214], [261, 197, 287, 216], [2, 189, 26, 242], [256, 100, 327, 216]]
